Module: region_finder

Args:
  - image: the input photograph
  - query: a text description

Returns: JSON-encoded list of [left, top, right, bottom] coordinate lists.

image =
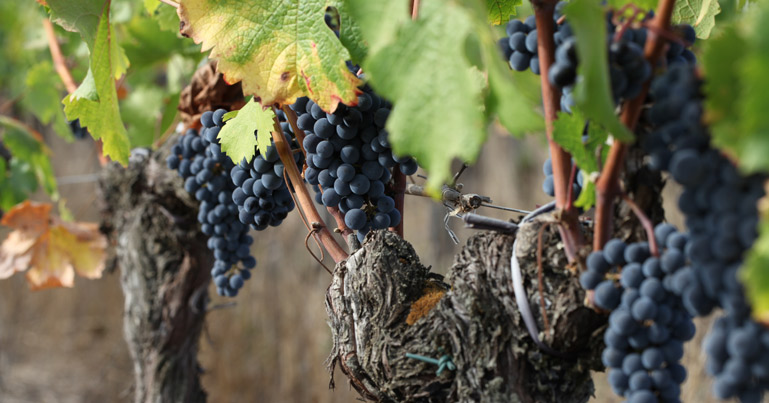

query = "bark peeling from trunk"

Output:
[[326, 225, 605, 402], [101, 149, 211, 403]]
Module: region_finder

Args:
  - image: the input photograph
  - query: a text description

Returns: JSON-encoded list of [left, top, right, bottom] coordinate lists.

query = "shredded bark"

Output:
[[326, 228, 605, 402]]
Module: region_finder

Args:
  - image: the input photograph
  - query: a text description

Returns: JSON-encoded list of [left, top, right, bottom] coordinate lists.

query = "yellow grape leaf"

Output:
[[27, 230, 76, 290], [177, 0, 361, 112], [56, 222, 107, 280], [0, 201, 107, 290]]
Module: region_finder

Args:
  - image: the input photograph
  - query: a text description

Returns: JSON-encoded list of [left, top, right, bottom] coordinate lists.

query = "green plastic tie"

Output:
[[405, 352, 455, 376]]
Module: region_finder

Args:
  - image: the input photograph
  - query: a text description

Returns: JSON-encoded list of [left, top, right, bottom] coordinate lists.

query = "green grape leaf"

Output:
[[178, 0, 365, 112], [565, 0, 633, 143], [349, 0, 541, 190], [342, 1, 410, 55], [552, 111, 608, 210], [121, 86, 165, 147], [355, 0, 484, 190], [218, 99, 275, 165], [553, 112, 592, 172], [486, 0, 521, 25], [334, 2, 367, 64], [149, 1, 183, 33], [733, 7, 769, 174], [222, 111, 238, 122], [465, 0, 543, 138], [0, 117, 58, 201], [0, 160, 38, 211], [21, 62, 73, 142], [71, 69, 99, 101], [672, 0, 721, 39], [121, 15, 192, 70], [144, 0, 161, 14], [704, 7, 769, 174], [742, 195, 769, 324], [574, 180, 595, 209], [47, 0, 130, 79], [607, 0, 658, 9], [61, 2, 131, 165]]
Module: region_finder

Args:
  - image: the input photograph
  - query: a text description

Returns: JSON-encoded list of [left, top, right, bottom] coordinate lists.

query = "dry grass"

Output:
[[0, 128, 744, 402]]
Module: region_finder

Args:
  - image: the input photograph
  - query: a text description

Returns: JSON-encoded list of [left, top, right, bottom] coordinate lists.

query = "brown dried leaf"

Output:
[[178, 61, 245, 129], [0, 201, 106, 289]]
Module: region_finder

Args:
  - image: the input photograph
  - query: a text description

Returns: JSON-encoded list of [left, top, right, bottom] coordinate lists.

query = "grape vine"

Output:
[[3, 0, 769, 402]]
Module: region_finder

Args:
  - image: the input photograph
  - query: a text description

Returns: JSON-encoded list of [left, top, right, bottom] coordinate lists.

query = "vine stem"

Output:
[[391, 168, 406, 237], [280, 106, 355, 248], [281, 106, 306, 154], [621, 193, 659, 257], [158, 0, 179, 9], [44, 17, 108, 166], [593, 0, 676, 250], [531, 0, 582, 262], [270, 107, 349, 263], [328, 206, 355, 241], [43, 18, 77, 94]]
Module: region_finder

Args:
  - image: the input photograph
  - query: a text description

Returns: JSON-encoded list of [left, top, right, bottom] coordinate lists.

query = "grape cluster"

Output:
[[499, 5, 575, 75], [291, 85, 415, 243], [166, 109, 255, 297], [541, 157, 583, 198], [581, 225, 696, 403], [643, 64, 769, 401], [499, 16, 541, 73], [501, 9, 696, 114], [229, 113, 301, 231]]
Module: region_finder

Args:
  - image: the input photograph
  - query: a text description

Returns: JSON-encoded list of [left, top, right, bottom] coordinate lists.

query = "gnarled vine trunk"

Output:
[[101, 149, 210, 403], [325, 144, 661, 402], [326, 226, 605, 402]]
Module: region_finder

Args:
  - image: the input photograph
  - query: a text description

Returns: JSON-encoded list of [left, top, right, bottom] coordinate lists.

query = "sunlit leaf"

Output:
[[485, 0, 521, 25], [218, 99, 275, 164], [61, 1, 131, 165], [672, 0, 721, 39], [178, 0, 365, 111]]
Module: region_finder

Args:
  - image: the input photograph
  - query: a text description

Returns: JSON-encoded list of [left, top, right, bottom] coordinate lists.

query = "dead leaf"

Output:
[[0, 200, 107, 289]]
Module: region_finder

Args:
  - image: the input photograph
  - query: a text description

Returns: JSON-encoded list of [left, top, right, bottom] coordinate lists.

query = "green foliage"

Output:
[[565, 0, 633, 143], [178, 0, 364, 112], [347, 0, 541, 191], [334, 2, 367, 64], [121, 86, 165, 147], [743, 202, 769, 324], [672, 0, 721, 39], [121, 15, 197, 70], [0, 117, 58, 210], [485, 0, 521, 25], [48, 0, 130, 79], [551, 112, 608, 209], [607, 0, 659, 9], [61, 2, 131, 164], [703, 3, 769, 174], [21, 62, 73, 142], [218, 99, 275, 164]]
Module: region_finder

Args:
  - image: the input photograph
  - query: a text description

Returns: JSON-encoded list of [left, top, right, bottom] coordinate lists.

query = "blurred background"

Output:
[[0, 0, 735, 402]]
